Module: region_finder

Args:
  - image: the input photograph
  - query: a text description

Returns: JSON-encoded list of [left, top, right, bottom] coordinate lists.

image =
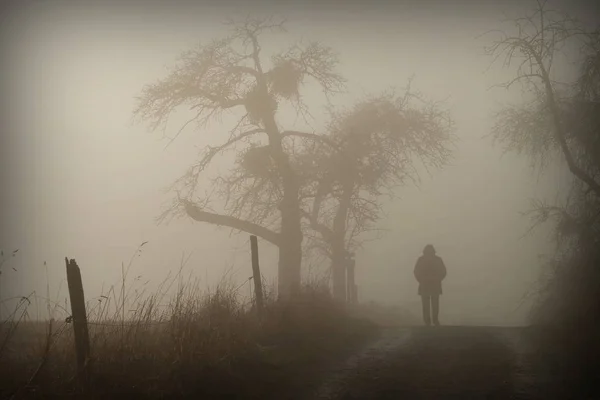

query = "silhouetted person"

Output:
[[414, 244, 447, 326]]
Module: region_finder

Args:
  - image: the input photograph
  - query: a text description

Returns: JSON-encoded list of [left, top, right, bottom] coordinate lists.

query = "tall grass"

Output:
[[525, 192, 600, 397], [0, 252, 379, 399]]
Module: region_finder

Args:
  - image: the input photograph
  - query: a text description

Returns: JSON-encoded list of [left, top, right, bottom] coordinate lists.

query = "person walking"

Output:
[[414, 244, 447, 326]]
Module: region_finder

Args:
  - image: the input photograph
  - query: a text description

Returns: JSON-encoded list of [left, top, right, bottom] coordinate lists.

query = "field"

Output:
[[0, 274, 422, 400]]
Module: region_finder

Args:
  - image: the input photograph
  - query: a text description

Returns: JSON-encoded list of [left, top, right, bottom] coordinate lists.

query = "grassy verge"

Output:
[[524, 241, 600, 398], [0, 276, 379, 399]]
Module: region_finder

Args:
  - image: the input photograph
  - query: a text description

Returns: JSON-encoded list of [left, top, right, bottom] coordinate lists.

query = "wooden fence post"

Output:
[[65, 257, 91, 389], [249, 236, 264, 317]]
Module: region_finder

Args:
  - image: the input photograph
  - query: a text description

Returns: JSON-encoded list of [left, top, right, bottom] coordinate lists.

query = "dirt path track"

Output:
[[309, 326, 561, 400]]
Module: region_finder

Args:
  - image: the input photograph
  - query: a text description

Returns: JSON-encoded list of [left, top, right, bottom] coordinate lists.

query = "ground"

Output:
[[306, 325, 587, 400], [4, 321, 595, 399]]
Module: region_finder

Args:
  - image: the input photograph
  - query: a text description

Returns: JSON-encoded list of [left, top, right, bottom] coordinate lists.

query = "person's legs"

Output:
[[421, 295, 431, 326], [432, 294, 440, 326]]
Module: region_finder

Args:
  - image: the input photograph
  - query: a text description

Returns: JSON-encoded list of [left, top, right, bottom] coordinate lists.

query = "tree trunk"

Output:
[[331, 244, 347, 302], [259, 91, 303, 301], [347, 258, 356, 304], [278, 182, 303, 300], [330, 180, 353, 302]]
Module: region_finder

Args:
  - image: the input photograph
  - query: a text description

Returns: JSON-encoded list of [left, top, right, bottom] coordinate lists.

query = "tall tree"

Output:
[[134, 16, 344, 299], [484, 0, 600, 196], [485, 2, 600, 379], [300, 88, 455, 301]]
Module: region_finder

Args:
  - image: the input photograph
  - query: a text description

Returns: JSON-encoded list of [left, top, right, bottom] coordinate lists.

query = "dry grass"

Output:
[[525, 233, 600, 397], [0, 264, 379, 400]]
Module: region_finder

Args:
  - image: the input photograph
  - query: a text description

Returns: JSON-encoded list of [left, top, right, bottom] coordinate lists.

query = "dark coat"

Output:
[[414, 254, 447, 296]]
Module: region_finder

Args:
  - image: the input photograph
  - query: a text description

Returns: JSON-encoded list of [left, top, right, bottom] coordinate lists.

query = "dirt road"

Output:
[[309, 326, 571, 400]]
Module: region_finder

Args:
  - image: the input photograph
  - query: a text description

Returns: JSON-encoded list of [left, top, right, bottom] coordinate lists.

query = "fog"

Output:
[[1, 0, 590, 326]]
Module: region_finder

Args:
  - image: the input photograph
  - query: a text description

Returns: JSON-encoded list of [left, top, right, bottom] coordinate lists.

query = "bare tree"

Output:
[[299, 87, 455, 301], [485, 2, 600, 360], [134, 16, 344, 300], [484, 0, 600, 196]]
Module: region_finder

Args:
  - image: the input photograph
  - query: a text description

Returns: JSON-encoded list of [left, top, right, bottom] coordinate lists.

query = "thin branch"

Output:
[[281, 130, 341, 152]]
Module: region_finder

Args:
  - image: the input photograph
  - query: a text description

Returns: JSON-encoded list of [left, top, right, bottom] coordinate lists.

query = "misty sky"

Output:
[[2, 0, 593, 325]]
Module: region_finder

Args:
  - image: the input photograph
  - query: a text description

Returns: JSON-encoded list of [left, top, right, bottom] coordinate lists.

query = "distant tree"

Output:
[[133, 16, 344, 300], [299, 88, 454, 301], [484, 0, 600, 284], [484, 0, 600, 196], [484, 0, 600, 271], [485, 1, 600, 384]]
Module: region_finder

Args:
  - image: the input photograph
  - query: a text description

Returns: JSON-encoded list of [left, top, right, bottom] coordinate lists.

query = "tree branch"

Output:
[[488, 73, 543, 91], [523, 40, 600, 196], [281, 130, 341, 151], [196, 95, 246, 110], [170, 128, 266, 198], [225, 65, 260, 79], [300, 209, 334, 244], [183, 200, 280, 246], [485, 4, 600, 197]]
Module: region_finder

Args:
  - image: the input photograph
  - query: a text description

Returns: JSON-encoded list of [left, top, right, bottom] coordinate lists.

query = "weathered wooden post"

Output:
[[65, 257, 91, 389], [249, 236, 264, 317]]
